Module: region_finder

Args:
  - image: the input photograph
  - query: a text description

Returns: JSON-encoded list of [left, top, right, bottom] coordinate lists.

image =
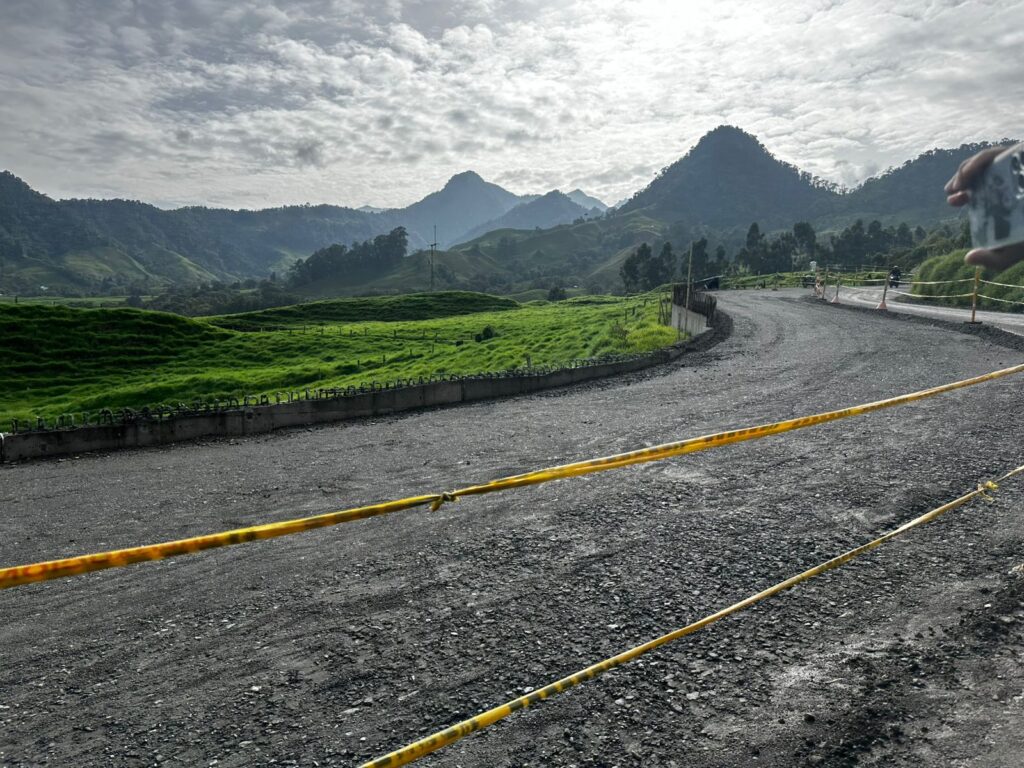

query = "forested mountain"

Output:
[[453, 191, 599, 246], [566, 189, 608, 211], [0, 125, 1012, 297], [619, 125, 839, 228], [835, 143, 1011, 225], [400, 171, 524, 247], [0, 172, 217, 292], [0, 172, 534, 293]]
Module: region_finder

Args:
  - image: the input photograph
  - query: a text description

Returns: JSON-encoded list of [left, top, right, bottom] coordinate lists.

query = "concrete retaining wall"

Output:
[[1, 307, 721, 463], [671, 304, 710, 336]]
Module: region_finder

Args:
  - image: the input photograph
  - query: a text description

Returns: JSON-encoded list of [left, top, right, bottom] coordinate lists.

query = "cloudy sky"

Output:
[[0, 0, 1020, 210]]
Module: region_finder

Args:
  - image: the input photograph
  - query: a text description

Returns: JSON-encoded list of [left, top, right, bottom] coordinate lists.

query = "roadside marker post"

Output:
[[968, 266, 982, 324], [830, 273, 841, 304], [877, 275, 889, 310]]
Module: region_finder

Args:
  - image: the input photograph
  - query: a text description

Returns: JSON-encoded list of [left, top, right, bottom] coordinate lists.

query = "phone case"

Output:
[[968, 143, 1024, 250]]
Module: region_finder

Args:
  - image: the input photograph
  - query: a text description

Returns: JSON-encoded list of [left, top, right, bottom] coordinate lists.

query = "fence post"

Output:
[[969, 266, 981, 324], [877, 275, 889, 310]]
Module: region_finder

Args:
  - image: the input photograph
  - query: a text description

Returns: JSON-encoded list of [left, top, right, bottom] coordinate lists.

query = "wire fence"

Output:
[[815, 266, 1024, 319]]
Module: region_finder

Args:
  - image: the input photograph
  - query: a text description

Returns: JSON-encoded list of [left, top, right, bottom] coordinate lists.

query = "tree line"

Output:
[[287, 227, 408, 287], [619, 218, 969, 292]]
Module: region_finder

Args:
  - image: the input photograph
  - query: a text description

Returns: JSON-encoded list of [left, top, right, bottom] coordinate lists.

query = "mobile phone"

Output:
[[968, 143, 1024, 250]]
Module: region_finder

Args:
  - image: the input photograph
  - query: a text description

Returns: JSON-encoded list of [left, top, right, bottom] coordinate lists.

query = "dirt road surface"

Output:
[[2, 290, 1024, 767]]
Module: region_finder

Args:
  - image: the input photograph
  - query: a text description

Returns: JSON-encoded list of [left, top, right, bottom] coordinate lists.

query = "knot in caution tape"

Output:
[[977, 479, 999, 502], [430, 492, 459, 511]]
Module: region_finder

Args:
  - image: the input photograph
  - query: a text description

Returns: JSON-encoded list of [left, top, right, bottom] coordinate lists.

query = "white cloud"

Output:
[[0, 0, 1020, 209]]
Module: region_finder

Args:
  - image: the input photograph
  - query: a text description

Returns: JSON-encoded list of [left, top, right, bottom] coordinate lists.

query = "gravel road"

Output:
[[840, 284, 1024, 336], [3, 289, 1024, 768]]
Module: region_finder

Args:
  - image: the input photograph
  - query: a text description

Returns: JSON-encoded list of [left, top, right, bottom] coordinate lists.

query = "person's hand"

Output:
[[946, 145, 1024, 271]]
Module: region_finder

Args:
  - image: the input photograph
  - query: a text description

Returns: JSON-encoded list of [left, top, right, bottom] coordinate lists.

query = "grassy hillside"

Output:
[[1, 292, 678, 422], [912, 250, 1024, 311], [448, 209, 669, 292], [208, 291, 519, 330], [292, 249, 512, 298]]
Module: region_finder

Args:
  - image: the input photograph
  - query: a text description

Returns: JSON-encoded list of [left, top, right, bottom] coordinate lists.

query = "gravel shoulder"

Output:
[[2, 289, 1023, 767]]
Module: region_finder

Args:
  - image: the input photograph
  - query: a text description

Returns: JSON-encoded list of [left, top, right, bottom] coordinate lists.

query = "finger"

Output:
[[945, 147, 1004, 193], [947, 190, 970, 207], [965, 246, 1024, 272]]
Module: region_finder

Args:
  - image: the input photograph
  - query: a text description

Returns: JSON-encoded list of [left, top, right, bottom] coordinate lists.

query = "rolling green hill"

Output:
[[208, 291, 519, 330], [1, 291, 677, 422]]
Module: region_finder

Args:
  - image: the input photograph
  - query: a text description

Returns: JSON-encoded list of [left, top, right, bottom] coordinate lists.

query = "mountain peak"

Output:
[[444, 170, 486, 189], [617, 125, 831, 226], [690, 125, 765, 155]]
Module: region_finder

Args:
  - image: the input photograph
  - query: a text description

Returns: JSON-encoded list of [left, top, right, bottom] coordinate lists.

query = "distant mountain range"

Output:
[[0, 170, 605, 293], [452, 190, 604, 245], [0, 125, 1009, 296]]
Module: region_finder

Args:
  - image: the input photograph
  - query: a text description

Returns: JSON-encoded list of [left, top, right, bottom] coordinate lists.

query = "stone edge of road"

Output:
[[0, 311, 736, 466], [805, 293, 1024, 356]]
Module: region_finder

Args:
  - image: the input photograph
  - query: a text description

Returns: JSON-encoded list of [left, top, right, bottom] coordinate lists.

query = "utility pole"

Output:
[[429, 225, 438, 292], [684, 241, 694, 335]]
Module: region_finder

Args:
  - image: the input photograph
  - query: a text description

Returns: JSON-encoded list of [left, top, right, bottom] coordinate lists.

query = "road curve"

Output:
[[2, 290, 1024, 767], [841, 283, 1024, 336]]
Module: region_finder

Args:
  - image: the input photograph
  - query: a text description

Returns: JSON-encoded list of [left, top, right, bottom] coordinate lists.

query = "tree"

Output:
[[496, 236, 517, 259], [737, 222, 767, 273], [746, 222, 764, 251], [793, 222, 816, 262], [766, 232, 797, 272], [620, 243, 651, 292], [547, 285, 568, 301], [645, 242, 673, 286], [896, 222, 913, 248], [688, 237, 709, 279], [712, 244, 727, 275]]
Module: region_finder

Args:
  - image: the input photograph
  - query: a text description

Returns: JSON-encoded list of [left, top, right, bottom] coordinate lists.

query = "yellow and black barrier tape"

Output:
[[2, 361, 1024, 591], [360, 464, 1024, 768]]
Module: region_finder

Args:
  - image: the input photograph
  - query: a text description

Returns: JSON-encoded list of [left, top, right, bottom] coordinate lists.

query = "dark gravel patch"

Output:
[[1, 289, 1023, 768], [809, 293, 1024, 355]]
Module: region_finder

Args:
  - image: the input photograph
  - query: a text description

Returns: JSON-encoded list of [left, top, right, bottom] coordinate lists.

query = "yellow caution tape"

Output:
[[980, 279, 1024, 290], [891, 290, 976, 299], [978, 294, 1024, 307], [2, 362, 1024, 591], [360, 463, 1024, 768]]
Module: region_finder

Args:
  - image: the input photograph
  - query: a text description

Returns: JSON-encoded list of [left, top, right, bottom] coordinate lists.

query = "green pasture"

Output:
[[0, 295, 134, 308], [0, 291, 680, 423]]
